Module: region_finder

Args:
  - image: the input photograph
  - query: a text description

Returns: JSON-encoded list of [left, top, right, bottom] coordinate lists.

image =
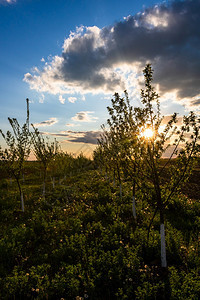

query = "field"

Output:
[[0, 160, 199, 299]]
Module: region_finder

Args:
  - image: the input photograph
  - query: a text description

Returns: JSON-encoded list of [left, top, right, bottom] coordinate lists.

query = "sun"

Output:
[[142, 128, 154, 139]]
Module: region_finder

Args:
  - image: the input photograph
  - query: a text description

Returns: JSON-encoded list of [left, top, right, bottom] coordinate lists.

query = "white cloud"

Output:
[[68, 96, 77, 103], [59, 95, 66, 104], [24, 0, 200, 110], [39, 94, 45, 103], [33, 117, 58, 127], [144, 6, 170, 28], [66, 123, 77, 127], [71, 111, 98, 122]]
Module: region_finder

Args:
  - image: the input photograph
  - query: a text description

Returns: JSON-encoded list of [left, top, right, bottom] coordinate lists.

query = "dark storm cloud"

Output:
[[104, 0, 200, 99], [191, 98, 200, 106], [67, 131, 101, 144], [24, 0, 200, 104], [44, 130, 101, 144]]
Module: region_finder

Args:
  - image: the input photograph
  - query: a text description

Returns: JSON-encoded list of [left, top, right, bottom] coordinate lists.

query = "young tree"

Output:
[[97, 64, 200, 268], [0, 99, 30, 212], [98, 91, 140, 217], [30, 125, 59, 196], [49, 151, 74, 187], [135, 64, 200, 268], [106, 91, 140, 215]]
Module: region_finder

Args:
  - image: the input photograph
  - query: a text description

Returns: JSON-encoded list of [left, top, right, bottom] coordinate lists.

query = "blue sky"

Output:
[[0, 0, 200, 155]]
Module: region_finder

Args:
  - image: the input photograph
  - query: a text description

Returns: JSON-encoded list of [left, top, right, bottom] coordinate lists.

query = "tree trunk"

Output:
[[21, 192, 24, 212], [132, 195, 136, 219], [113, 170, 116, 187], [16, 177, 24, 212], [116, 165, 122, 199], [52, 177, 55, 189], [160, 223, 167, 268], [148, 143, 167, 269], [43, 168, 46, 196], [132, 178, 136, 219], [159, 198, 167, 268]]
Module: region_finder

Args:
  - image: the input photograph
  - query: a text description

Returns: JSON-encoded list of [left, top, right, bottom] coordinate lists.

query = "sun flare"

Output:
[[142, 128, 154, 139]]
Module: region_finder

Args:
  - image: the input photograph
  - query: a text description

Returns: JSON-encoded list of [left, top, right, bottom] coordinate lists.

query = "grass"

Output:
[[0, 162, 199, 299]]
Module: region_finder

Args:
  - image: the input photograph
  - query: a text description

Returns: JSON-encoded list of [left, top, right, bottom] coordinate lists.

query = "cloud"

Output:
[[67, 131, 100, 144], [59, 95, 66, 104], [68, 96, 77, 103], [24, 0, 200, 108], [43, 130, 101, 144], [0, 0, 16, 4], [66, 123, 77, 127], [33, 117, 58, 127], [39, 94, 45, 103], [71, 111, 98, 122]]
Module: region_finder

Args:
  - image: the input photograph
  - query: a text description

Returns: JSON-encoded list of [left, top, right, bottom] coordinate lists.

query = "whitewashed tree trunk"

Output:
[[132, 195, 136, 219], [10, 177, 12, 185], [21, 193, 24, 212], [160, 223, 167, 268]]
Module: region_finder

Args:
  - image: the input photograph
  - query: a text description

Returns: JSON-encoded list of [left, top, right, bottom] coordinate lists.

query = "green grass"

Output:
[[0, 164, 199, 299]]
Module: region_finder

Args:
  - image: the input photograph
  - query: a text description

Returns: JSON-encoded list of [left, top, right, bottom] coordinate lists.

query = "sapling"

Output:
[[135, 64, 200, 268], [98, 92, 139, 216], [49, 151, 72, 187], [0, 98, 30, 212], [97, 64, 200, 268], [31, 126, 59, 196]]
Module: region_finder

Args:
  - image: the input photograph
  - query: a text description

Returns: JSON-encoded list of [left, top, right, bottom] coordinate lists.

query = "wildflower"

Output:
[[129, 278, 133, 281]]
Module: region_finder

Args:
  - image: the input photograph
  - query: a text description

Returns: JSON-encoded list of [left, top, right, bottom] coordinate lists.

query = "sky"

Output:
[[0, 0, 200, 157]]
